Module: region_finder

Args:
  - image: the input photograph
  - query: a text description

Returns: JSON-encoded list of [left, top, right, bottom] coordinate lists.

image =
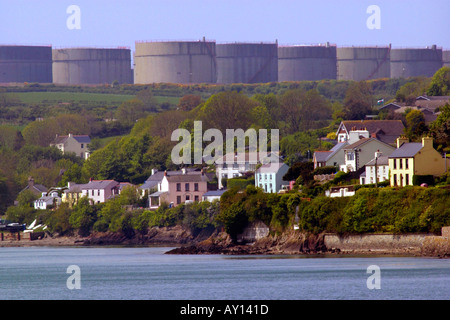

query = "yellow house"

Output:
[[389, 136, 448, 186]]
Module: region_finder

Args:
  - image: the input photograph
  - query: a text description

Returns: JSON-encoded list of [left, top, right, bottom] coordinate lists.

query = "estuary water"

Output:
[[0, 246, 449, 300]]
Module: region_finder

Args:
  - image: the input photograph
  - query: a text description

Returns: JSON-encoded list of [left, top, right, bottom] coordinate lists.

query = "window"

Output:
[[347, 152, 354, 161], [176, 196, 181, 204], [185, 183, 190, 191], [393, 159, 397, 169], [81, 144, 84, 148], [194, 183, 199, 191], [399, 159, 403, 169], [405, 174, 409, 185], [185, 195, 190, 201], [393, 174, 397, 186], [176, 183, 181, 192], [91, 190, 94, 196], [98, 190, 100, 196], [194, 195, 199, 202], [405, 159, 409, 169]]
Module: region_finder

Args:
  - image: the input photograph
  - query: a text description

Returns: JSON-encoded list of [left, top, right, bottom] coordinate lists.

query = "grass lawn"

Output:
[[8, 92, 180, 106]]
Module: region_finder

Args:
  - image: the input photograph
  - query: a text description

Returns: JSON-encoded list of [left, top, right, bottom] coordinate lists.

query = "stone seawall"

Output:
[[324, 231, 450, 257]]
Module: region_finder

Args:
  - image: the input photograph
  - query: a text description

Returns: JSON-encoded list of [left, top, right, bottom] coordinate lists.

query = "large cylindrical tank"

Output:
[[443, 51, 450, 68], [134, 40, 217, 84], [0, 45, 52, 83], [278, 43, 337, 81], [52, 48, 132, 85], [216, 42, 278, 84], [390, 46, 443, 78], [337, 47, 390, 81]]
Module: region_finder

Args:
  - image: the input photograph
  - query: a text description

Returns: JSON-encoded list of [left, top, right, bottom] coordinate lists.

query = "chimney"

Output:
[[68, 133, 73, 138], [396, 136, 409, 149], [201, 168, 204, 176], [164, 170, 167, 176], [182, 167, 186, 175], [151, 168, 158, 176], [28, 176, 35, 188], [422, 136, 433, 149], [374, 150, 382, 158]]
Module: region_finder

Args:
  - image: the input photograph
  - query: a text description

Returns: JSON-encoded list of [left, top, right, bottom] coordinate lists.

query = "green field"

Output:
[[7, 92, 180, 106]]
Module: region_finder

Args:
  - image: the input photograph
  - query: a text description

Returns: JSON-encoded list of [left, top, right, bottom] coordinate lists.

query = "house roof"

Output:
[[344, 137, 395, 151], [166, 173, 210, 183], [388, 143, 423, 158], [256, 162, 288, 173], [82, 180, 119, 190], [365, 155, 389, 166], [52, 134, 91, 145], [338, 120, 405, 144], [203, 189, 227, 197], [314, 151, 332, 162], [218, 152, 280, 164]]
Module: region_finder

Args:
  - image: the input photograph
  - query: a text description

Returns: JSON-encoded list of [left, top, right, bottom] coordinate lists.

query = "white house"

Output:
[[80, 180, 120, 204], [202, 189, 227, 202], [325, 185, 355, 197], [34, 191, 61, 210], [216, 152, 280, 189], [360, 152, 389, 185], [50, 133, 91, 160], [340, 137, 396, 173], [255, 162, 290, 193]]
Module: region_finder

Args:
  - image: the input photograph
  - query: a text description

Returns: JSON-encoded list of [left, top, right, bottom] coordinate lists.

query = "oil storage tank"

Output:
[[52, 48, 132, 85], [443, 51, 450, 68], [0, 45, 52, 83], [216, 42, 278, 84], [134, 40, 217, 84], [390, 46, 443, 78], [337, 46, 390, 81], [278, 43, 337, 81]]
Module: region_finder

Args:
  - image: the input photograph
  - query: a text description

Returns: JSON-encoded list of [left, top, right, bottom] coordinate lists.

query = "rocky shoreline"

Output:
[[1, 226, 449, 258]]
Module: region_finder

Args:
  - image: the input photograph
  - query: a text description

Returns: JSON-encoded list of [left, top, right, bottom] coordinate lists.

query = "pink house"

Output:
[[149, 169, 210, 208]]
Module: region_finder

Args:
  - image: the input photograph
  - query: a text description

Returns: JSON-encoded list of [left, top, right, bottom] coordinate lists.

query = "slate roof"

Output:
[[314, 151, 332, 162], [388, 143, 423, 158], [82, 180, 119, 190], [256, 162, 288, 173], [338, 120, 405, 144], [365, 155, 389, 166], [203, 189, 227, 197], [52, 134, 91, 145], [166, 174, 210, 183]]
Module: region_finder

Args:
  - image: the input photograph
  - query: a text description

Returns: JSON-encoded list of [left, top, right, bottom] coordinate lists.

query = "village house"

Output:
[[202, 189, 227, 202], [80, 180, 120, 204], [34, 190, 62, 210], [389, 136, 449, 187], [336, 120, 405, 145], [149, 168, 210, 209], [360, 152, 389, 185], [50, 133, 91, 159], [255, 162, 290, 193], [215, 152, 281, 189], [325, 185, 355, 197], [19, 176, 48, 198], [340, 137, 396, 173], [313, 142, 347, 169]]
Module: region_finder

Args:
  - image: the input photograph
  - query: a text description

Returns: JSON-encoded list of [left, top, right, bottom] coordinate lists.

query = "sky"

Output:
[[0, 0, 449, 52]]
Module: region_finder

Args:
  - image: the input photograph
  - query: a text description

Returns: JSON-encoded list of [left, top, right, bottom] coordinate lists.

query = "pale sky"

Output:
[[0, 0, 449, 51]]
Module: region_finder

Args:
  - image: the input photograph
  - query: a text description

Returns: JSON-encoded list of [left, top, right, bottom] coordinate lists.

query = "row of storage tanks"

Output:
[[1, 41, 449, 85]]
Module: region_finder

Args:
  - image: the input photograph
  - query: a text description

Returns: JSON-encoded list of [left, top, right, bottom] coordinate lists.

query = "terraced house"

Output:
[[389, 136, 449, 186]]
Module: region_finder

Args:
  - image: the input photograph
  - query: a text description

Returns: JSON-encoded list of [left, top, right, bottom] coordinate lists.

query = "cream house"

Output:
[[389, 137, 448, 187], [50, 133, 91, 159]]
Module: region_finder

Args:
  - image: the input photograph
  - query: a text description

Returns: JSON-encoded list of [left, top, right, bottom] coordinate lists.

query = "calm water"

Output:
[[0, 246, 449, 300]]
